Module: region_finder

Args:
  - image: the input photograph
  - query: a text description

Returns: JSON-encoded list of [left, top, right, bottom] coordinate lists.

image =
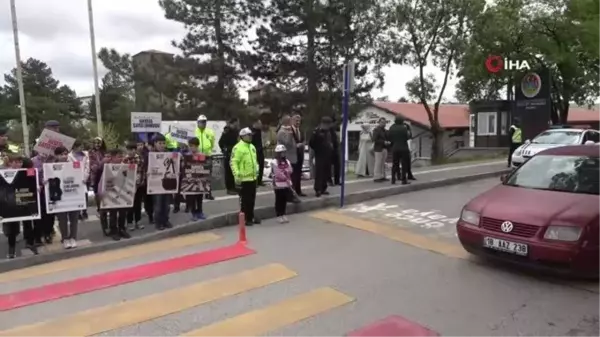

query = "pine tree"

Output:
[[159, 0, 263, 120]]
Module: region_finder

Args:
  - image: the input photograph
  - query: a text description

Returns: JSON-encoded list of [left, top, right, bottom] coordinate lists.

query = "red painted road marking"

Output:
[[0, 243, 255, 311], [347, 315, 439, 336]]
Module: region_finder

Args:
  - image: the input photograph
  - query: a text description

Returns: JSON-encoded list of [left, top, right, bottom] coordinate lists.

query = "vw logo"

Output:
[[501, 221, 514, 233]]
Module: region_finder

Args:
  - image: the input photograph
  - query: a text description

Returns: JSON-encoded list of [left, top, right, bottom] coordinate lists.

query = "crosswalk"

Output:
[[0, 232, 356, 336]]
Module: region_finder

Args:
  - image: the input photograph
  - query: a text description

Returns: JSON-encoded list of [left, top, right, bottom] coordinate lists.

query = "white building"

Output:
[[346, 102, 470, 160]]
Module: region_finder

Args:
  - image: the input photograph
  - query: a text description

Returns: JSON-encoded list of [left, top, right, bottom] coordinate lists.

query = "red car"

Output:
[[457, 145, 599, 278]]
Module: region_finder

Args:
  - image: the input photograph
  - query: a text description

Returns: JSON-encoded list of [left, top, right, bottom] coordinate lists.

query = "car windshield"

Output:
[[505, 155, 599, 195], [532, 131, 581, 144]]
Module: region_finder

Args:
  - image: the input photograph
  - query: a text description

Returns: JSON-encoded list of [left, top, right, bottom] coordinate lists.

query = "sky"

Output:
[[0, 0, 459, 103]]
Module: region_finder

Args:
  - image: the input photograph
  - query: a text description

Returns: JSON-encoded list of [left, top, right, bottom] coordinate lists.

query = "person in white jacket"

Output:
[[271, 144, 293, 223], [69, 141, 90, 220]]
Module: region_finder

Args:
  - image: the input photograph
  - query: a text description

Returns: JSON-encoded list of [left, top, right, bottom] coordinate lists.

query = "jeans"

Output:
[[186, 194, 203, 214], [153, 194, 171, 225], [56, 211, 79, 240]]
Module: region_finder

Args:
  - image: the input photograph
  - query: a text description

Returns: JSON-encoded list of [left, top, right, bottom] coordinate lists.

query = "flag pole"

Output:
[[87, 0, 103, 137], [9, 0, 30, 156]]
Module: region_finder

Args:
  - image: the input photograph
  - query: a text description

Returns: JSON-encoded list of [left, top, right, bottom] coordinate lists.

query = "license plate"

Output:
[[483, 237, 528, 256]]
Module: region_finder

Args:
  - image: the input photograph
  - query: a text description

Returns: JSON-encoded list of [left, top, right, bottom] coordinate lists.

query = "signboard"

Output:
[[43, 162, 87, 214], [0, 168, 41, 223], [147, 152, 181, 195], [161, 121, 226, 155], [180, 153, 211, 195], [99, 164, 137, 209], [169, 124, 196, 144], [131, 112, 162, 133], [33, 129, 76, 157]]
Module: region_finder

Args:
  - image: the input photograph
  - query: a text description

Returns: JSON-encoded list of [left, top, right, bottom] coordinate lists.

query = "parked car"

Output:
[[457, 145, 599, 278], [511, 128, 599, 168]]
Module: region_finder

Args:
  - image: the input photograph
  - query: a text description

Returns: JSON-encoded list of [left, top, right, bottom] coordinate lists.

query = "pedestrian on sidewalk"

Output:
[[151, 134, 174, 231], [51, 147, 81, 249], [142, 140, 154, 224], [309, 116, 333, 197], [251, 118, 266, 186], [291, 114, 307, 197], [69, 141, 90, 220], [96, 148, 131, 241], [372, 118, 390, 182], [89, 136, 108, 233], [219, 118, 240, 195], [31, 147, 56, 244], [388, 116, 411, 185], [231, 128, 261, 226], [123, 141, 145, 231], [271, 144, 293, 223], [183, 137, 207, 220], [2, 154, 39, 258]]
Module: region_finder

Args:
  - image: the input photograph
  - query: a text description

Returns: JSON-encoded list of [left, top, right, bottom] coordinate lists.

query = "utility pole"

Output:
[[9, 0, 30, 156], [87, 0, 103, 137]]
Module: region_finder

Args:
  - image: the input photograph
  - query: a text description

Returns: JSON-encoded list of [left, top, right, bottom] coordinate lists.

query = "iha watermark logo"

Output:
[[485, 55, 531, 73]]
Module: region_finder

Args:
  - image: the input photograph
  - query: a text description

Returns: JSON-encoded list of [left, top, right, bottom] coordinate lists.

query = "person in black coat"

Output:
[[328, 117, 341, 186], [309, 116, 333, 197], [250, 118, 265, 186], [291, 114, 306, 196], [218, 118, 240, 194]]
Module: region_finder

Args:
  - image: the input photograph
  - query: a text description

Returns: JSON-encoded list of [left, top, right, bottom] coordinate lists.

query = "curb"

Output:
[[0, 168, 510, 273]]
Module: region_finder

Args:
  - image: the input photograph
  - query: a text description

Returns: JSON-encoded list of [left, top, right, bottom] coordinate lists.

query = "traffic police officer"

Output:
[[508, 118, 523, 167]]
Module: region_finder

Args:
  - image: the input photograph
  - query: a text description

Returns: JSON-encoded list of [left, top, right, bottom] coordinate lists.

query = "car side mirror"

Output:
[[500, 174, 507, 183], [524, 139, 531, 144]]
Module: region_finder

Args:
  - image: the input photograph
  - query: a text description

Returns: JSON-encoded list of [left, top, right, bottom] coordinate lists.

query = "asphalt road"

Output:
[[0, 176, 596, 336], [3, 160, 507, 258]]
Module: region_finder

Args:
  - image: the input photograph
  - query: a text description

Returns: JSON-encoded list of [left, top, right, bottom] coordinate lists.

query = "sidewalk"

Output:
[[1, 160, 507, 266]]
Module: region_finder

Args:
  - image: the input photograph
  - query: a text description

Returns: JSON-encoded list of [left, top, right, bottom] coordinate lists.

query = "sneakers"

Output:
[[282, 216, 289, 223], [63, 239, 78, 249], [7, 246, 16, 259], [26, 244, 39, 255], [120, 230, 131, 239], [192, 212, 206, 221], [277, 216, 289, 223], [135, 222, 145, 230], [127, 223, 136, 231]]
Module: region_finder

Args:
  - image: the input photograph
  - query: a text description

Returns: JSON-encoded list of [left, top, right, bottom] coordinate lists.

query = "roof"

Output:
[[372, 102, 600, 129], [373, 102, 470, 129], [132, 49, 174, 57], [539, 145, 600, 157]]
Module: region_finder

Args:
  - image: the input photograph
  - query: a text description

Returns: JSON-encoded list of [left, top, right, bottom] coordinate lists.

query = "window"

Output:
[[505, 155, 599, 195], [477, 112, 497, 136], [583, 131, 599, 144], [532, 130, 582, 145], [500, 112, 508, 135]]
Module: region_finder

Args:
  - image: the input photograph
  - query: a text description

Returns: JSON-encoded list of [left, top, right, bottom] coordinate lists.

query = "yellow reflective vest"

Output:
[[230, 140, 258, 183], [164, 133, 179, 150], [194, 127, 215, 155], [511, 126, 522, 143]]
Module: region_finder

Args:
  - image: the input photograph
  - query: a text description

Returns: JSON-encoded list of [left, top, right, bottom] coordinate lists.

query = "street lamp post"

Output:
[[87, 0, 103, 137], [9, 0, 30, 156]]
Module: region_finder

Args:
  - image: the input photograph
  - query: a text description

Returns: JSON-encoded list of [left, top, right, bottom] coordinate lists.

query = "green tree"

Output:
[[0, 58, 85, 143], [380, 0, 482, 161], [159, 0, 262, 120]]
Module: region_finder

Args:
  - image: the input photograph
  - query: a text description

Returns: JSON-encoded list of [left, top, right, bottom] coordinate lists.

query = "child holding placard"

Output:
[[50, 146, 80, 249]]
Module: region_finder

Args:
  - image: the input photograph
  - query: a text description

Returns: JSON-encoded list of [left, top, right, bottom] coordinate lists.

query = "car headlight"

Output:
[[543, 225, 582, 242], [460, 208, 480, 226]]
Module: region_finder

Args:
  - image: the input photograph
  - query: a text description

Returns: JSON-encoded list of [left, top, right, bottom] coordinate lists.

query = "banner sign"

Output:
[[43, 161, 87, 214], [147, 152, 181, 195], [99, 164, 137, 209], [169, 125, 195, 143], [180, 153, 211, 195], [131, 112, 162, 133], [0, 168, 41, 223], [33, 129, 76, 157]]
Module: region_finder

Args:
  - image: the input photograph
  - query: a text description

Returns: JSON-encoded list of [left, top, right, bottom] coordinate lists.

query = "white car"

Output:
[[511, 128, 600, 168]]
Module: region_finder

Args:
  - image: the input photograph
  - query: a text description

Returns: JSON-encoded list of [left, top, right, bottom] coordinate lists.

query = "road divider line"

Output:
[[0, 232, 222, 283], [183, 287, 354, 336], [311, 211, 469, 259], [0, 243, 255, 311], [0, 263, 298, 336]]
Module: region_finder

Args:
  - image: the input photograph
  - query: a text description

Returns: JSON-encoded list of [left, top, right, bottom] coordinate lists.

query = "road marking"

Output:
[[183, 287, 354, 336], [311, 211, 469, 259], [0, 243, 255, 311], [0, 232, 221, 283], [347, 315, 439, 336], [0, 263, 298, 336]]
